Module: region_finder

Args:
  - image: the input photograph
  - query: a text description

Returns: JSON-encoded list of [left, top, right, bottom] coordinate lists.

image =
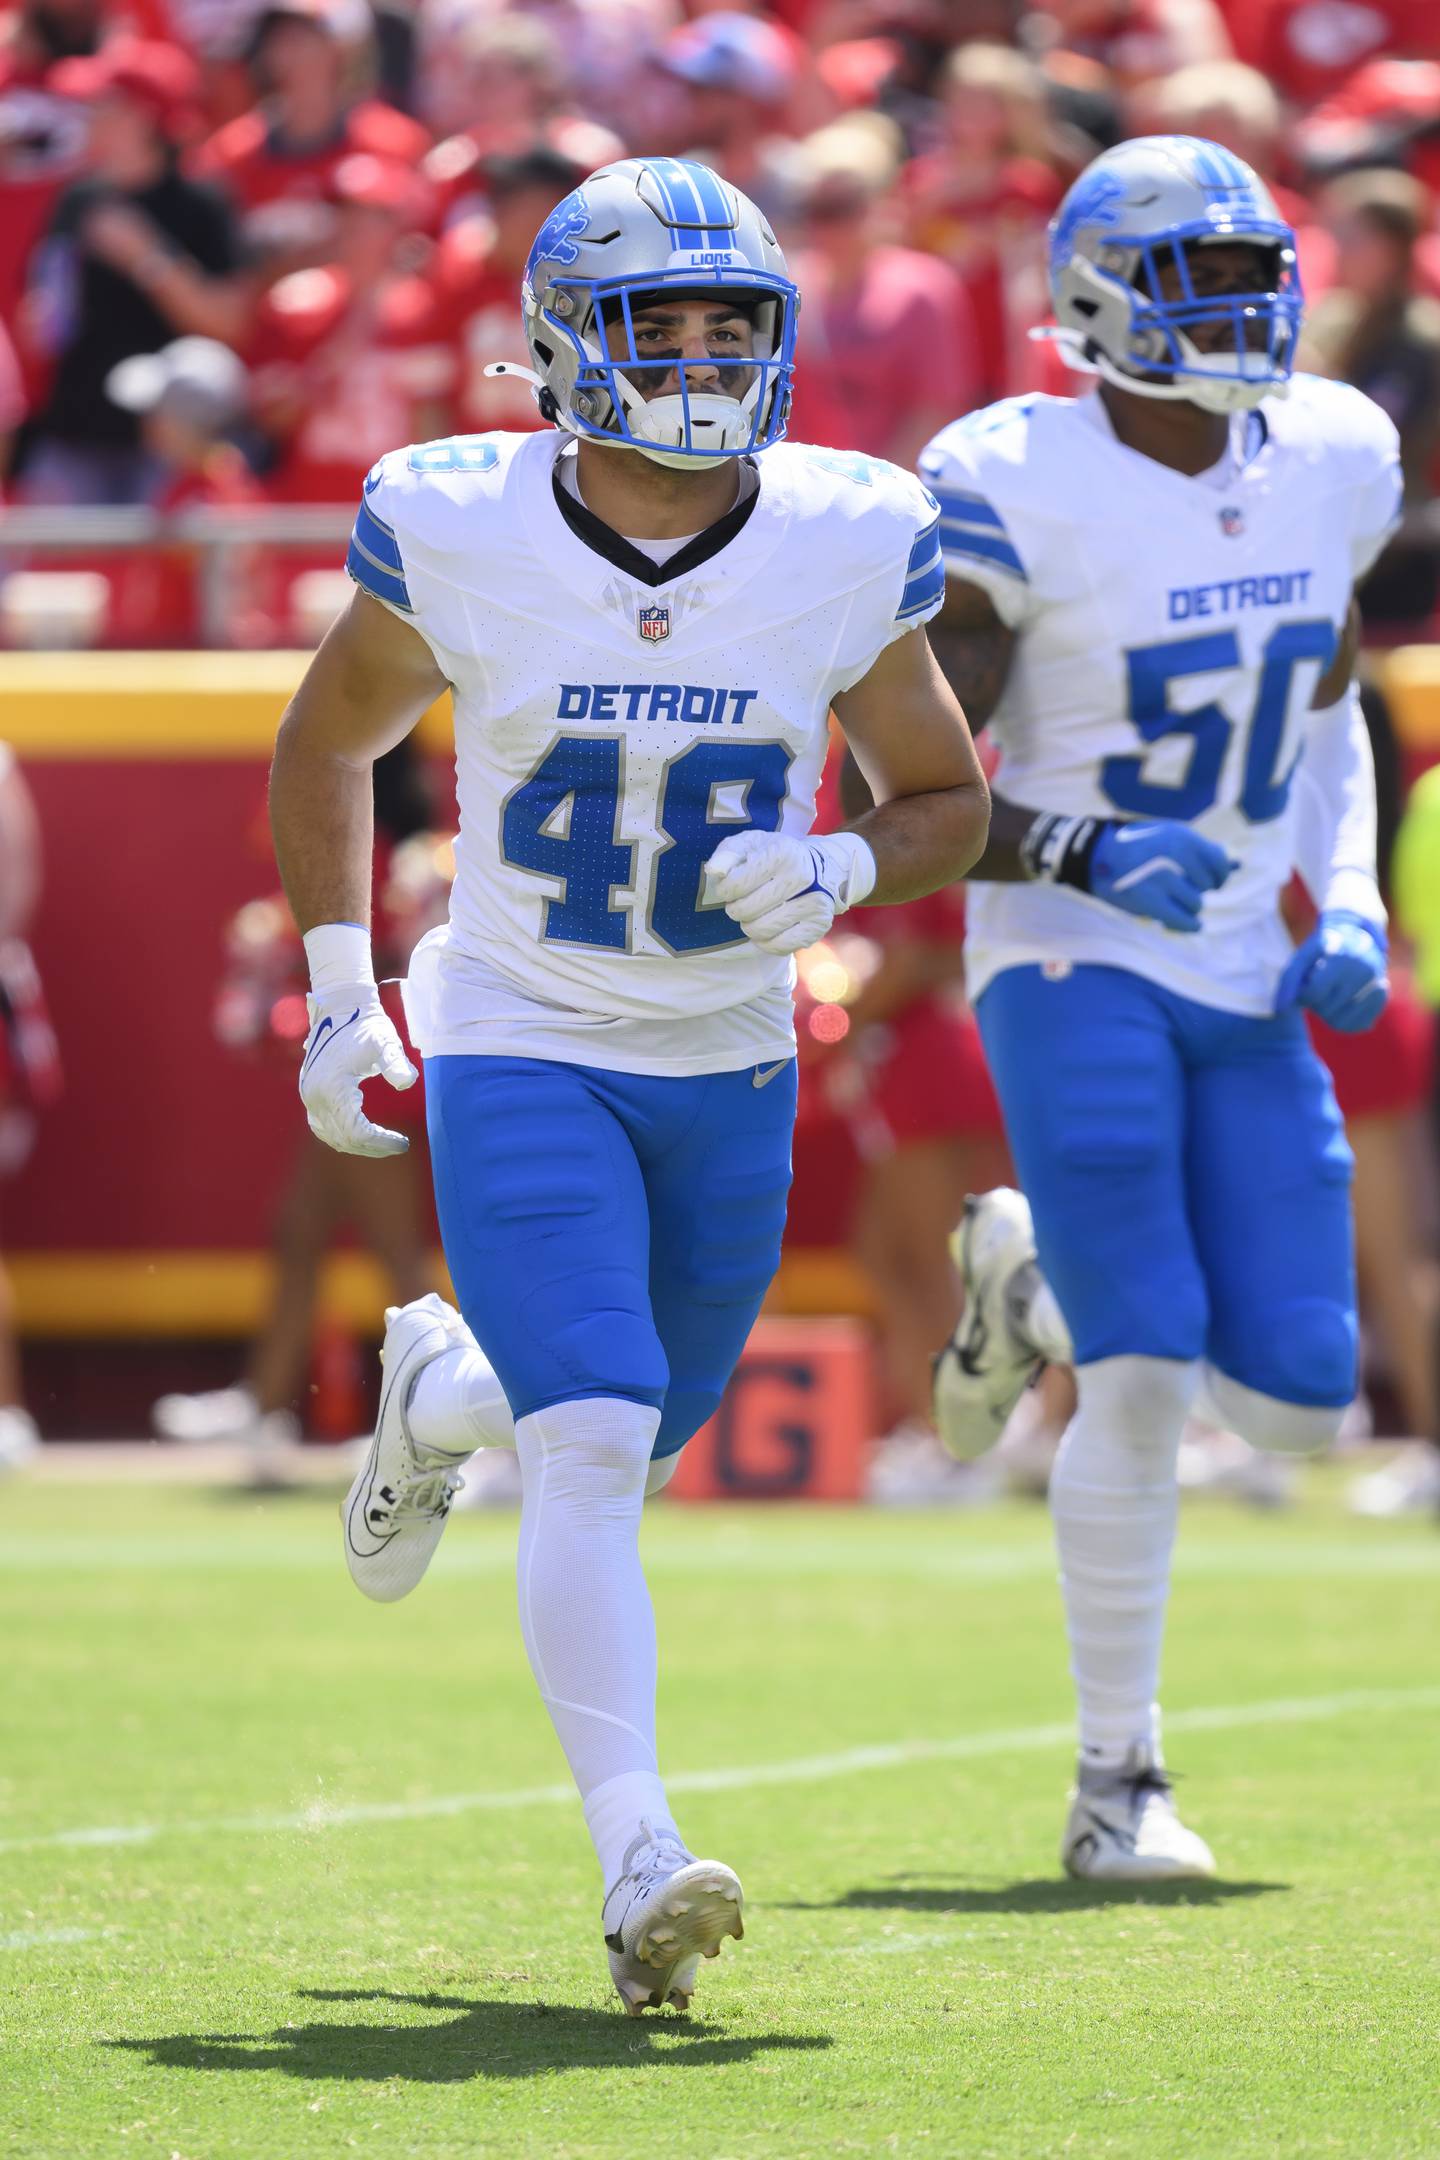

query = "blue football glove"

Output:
[[1022, 814, 1236, 934], [1275, 911, 1389, 1033]]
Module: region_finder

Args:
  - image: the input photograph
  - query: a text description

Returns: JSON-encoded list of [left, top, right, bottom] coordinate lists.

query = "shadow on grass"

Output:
[[107, 1987, 832, 2083], [777, 1877, 1289, 1915]]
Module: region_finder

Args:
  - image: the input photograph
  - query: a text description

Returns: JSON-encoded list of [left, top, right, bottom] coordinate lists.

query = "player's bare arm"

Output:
[[838, 575, 1013, 824], [270, 588, 447, 934], [833, 622, 991, 902], [269, 590, 446, 1158], [925, 574, 1017, 730]]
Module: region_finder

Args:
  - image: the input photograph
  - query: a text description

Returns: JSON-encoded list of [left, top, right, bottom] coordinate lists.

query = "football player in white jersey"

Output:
[[914, 137, 1399, 1880], [268, 156, 989, 2011]]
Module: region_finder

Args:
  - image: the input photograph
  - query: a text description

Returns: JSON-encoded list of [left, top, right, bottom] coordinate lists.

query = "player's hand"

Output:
[[1275, 911, 1389, 1034], [1088, 822, 1236, 934], [706, 830, 874, 956], [298, 987, 418, 1156]]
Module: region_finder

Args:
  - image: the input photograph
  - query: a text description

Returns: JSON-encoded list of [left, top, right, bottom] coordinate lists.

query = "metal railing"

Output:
[[0, 504, 354, 647]]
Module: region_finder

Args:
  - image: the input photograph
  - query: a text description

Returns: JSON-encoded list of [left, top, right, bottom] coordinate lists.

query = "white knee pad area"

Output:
[[1202, 1367, 1348, 1456]]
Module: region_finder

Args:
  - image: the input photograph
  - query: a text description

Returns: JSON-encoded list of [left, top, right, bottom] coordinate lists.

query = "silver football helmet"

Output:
[[1040, 135, 1303, 414], [501, 156, 798, 472]]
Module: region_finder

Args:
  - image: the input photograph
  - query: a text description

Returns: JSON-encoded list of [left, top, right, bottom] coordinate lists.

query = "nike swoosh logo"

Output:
[[753, 1061, 789, 1089], [301, 1008, 359, 1078]]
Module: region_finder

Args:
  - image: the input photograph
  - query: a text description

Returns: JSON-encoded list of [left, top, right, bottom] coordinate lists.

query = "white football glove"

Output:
[[298, 982, 418, 1159], [299, 922, 418, 1156], [706, 830, 877, 956]]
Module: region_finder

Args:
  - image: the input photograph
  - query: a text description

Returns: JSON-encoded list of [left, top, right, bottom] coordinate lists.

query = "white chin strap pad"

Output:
[[629, 391, 752, 455]]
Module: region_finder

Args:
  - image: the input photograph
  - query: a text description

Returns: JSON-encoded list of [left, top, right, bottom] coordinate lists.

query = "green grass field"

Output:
[[2, 1472, 1437, 2160]]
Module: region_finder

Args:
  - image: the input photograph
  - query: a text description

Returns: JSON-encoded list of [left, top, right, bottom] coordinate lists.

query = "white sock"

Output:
[[409, 1345, 515, 1459], [514, 1396, 683, 1885], [1017, 1269, 1073, 1366], [1049, 1354, 1198, 1766], [584, 1771, 683, 1888]]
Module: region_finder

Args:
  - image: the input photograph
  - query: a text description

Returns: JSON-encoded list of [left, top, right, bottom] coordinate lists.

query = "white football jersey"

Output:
[[348, 429, 942, 1074], [920, 375, 1401, 1014]]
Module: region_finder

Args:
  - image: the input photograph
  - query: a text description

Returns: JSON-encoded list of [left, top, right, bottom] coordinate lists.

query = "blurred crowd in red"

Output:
[[2, 0, 1440, 645]]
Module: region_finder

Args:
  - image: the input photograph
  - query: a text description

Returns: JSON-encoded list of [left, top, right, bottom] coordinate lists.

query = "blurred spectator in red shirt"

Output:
[[1024, 0, 1231, 88], [17, 38, 245, 504], [101, 333, 274, 643], [1295, 59, 1440, 203], [138, 1, 273, 126], [1300, 168, 1440, 637], [1226, 0, 1440, 108], [416, 0, 678, 148], [0, 0, 104, 322], [194, 0, 429, 266], [0, 315, 25, 484], [786, 116, 981, 464], [247, 151, 451, 501], [902, 42, 1064, 401], [655, 9, 805, 212], [419, 13, 622, 228], [424, 143, 590, 434]]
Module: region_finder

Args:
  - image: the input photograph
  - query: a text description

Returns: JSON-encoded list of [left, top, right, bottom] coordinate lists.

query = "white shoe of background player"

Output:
[[152, 1383, 300, 1451], [1348, 1440, 1440, 1518], [933, 1188, 1045, 1460], [603, 1822, 744, 2015], [1062, 1747, 1217, 1882], [342, 1293, 475, 1602], [0, 1405, 40, 1471]]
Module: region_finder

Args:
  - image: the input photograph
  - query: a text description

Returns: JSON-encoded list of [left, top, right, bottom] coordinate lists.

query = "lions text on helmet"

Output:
[[1038, 134, 1302, 415], [487, 155, 798, 470]]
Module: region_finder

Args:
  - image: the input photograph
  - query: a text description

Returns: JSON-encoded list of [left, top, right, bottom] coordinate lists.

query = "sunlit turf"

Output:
[[1, 1472, 1436, 2159]]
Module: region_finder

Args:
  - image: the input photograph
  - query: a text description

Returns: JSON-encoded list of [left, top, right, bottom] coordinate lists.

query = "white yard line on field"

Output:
[[0, 1926, 102, 1950], [2, 1684, 1436, 1860]]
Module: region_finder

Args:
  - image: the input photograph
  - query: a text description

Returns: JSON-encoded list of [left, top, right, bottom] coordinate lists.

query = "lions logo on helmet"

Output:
[[1039, 135, 1303, 415], [514, 156, 799, 472]]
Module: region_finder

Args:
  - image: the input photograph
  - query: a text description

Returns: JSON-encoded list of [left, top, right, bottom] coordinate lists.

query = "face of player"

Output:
[[1154, 240, 1281, 356], [603, 299, 758, 404]]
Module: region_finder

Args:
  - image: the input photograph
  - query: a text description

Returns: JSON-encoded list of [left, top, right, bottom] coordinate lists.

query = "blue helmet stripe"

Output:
[[932, 487, 1009, 533], [646, 156, 732, 248], [346, 532, 412, 611], [940, 527, 1027, 580]]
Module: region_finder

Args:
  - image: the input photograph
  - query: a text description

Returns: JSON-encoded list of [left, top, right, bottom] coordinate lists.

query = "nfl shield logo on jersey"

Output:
[[1220, 505, 1245, 537], [638, 603, 671, 644]]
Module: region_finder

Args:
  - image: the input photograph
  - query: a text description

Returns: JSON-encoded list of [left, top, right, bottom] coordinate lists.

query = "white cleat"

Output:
[[0, 1406, 40, 1472], [152, 1384, 300, 1450], [1348, 1441, 1440, 1518], [342, 1293, 475, 1603], [602, 1822, 744, 2016], [933, 1188, 1044, 1461], [1062, 1749, 1217, 1882]]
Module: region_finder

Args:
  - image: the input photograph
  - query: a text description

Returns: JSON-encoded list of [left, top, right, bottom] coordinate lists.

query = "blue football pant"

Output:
[[425, 1053, 797, 1459], [976, 964, 1357, 1408]]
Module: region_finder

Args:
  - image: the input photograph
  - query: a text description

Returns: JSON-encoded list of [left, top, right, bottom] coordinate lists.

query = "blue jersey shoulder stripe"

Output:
[[346, 533, 413, 612], [903, 513, 941, 578], [940, 526, 1027, 580], [929, 486, 1008, 533], [896, 554, 946, 619], [354, 495, 404, 573]]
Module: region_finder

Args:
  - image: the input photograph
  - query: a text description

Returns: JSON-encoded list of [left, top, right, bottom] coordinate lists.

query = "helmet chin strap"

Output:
[[1031, 325, 1287, 413], [488, 360, 760, 467]]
